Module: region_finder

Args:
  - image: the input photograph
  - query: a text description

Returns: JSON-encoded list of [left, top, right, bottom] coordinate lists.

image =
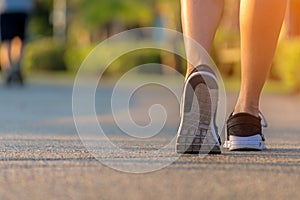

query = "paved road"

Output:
[[0, 77, 299, 200]]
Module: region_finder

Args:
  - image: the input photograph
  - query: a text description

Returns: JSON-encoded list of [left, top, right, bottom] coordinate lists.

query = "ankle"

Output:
[[234, 104, 259, 117]]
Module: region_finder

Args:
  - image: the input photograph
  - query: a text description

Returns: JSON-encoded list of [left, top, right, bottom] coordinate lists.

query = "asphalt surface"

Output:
[[0, 77, 299, 200]]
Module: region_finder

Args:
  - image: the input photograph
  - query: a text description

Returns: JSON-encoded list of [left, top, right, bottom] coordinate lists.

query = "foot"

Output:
[[176, 65, 221, 154], [14, 70, 24, 85], [224, 112, 268, 151], [5, 69, 24, 86]]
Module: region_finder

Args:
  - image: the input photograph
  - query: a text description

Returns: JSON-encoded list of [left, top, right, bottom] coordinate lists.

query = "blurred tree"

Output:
[[71, 0, 154, 41], [87, 0, 153, 26], [53, 0, 67, 42], [24, 0, 184, 74], [27, 0, 53, 38], [68, 0, 181, 41]]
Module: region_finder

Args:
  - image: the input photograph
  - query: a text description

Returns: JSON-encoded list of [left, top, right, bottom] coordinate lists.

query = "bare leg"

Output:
[[10, 37, 23, 68], [181, 0, 224, 76], [0, 37, 23, 71], [0, 41, 11, 70], [235, 0, 287, 116]]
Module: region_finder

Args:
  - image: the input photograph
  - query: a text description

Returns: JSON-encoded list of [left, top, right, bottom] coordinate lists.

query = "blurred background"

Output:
[[1, 0, 300, 93]]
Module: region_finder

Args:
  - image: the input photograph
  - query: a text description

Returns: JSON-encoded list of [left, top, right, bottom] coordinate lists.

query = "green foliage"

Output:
[[23, 40, 162, 75], [23, 38, 67, 71], [27, 0, 53, 37], [213, 28, 241, 77], [76, 0, 154, 31], [25, 0, 180, 75], [64, 43, 162, 76], [273, 38, 300, 92], [105, 48, 162, 76], [64, 44, 96, 73]]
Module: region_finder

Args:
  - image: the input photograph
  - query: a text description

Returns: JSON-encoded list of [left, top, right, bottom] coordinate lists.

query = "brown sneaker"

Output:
[[224, 112, 268, 151]]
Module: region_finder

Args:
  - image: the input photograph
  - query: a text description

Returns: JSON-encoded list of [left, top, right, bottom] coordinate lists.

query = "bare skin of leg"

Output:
[[0, 41, 11, 70], [235, 0, 287, 116], [0, 37, 23, 72], [181, 0, 224, 76], [10, 37, 23, 66]]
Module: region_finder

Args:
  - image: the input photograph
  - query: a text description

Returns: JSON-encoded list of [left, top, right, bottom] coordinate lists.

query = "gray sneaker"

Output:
[[176, 65, 221, 154]]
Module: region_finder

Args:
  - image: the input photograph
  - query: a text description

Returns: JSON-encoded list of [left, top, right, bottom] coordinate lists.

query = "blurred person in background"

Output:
[[176, 0, 287, 154], [0, 0, 34, 86]]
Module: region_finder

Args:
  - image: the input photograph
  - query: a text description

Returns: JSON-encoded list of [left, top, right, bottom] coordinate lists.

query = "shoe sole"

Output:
[[229, 135, 265, 151], [176, 70, 221, 154]]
